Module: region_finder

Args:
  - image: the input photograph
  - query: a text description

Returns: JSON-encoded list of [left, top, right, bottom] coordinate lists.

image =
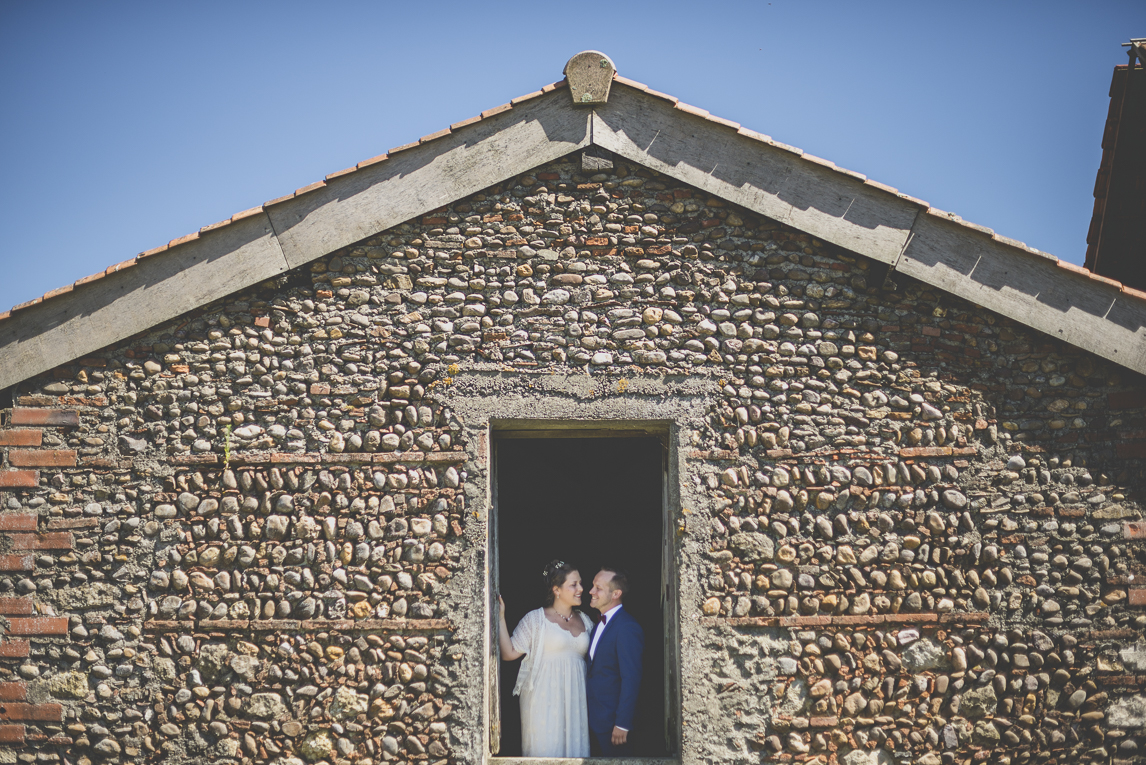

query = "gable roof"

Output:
[[2, 55, 1145, 391]]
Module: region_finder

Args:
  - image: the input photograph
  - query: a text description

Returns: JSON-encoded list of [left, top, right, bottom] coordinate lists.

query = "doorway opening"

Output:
[[493, 429, 673, 758]]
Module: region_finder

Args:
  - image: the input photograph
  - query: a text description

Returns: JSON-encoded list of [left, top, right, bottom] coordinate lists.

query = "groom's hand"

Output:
[[611, 727, 628, 746]]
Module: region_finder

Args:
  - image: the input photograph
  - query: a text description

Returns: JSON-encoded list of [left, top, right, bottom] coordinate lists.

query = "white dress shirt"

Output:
[[589, 604, 622, 660]]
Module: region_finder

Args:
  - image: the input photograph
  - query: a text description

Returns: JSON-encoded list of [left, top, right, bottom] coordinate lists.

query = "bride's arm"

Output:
[[498, 596, 525, 661]]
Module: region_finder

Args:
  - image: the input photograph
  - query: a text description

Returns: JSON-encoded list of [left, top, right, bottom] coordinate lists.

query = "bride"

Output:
[[498, 560, 593, 757]]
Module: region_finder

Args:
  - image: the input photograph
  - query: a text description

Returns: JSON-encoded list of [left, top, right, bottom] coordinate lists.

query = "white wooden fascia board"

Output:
[[268, 95, 592, 268], [0, 212, 287, 391], [897, 214, 1146, 376], [590, 85, 919, 265]]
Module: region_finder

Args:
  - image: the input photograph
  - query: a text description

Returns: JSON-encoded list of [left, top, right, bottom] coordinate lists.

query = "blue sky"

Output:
[[1, 2, 1142, 313]]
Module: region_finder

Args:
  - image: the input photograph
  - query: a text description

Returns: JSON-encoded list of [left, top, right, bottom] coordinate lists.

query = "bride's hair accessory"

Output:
[[541, 559, 578, 608]]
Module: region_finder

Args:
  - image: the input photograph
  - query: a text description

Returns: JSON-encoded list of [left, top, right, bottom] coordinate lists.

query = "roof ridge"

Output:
[[2, 69, 1143, 381]]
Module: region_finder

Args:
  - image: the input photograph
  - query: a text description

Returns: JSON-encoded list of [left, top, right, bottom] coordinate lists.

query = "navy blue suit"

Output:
[[586, 606, 644, 756]]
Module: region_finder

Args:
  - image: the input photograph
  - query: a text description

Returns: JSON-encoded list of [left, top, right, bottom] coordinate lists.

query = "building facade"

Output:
[[1, 54, 1146, 765]]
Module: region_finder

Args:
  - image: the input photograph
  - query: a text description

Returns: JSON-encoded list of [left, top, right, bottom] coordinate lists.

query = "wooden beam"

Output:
[[0, 93, 592, 391], [593, 84, 1146, 377], [268, 96, 592, 268], [898, 213, 1146, 375], [590, 85, 920, 265], [0, 213, 287, 391]]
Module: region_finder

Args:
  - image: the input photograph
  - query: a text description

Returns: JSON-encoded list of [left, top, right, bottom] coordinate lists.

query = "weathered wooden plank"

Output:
[[590, 86, 919, 264], [0, 213, 287, 391], [897, 213, 1146, 375], [268, 96, 592, 269]]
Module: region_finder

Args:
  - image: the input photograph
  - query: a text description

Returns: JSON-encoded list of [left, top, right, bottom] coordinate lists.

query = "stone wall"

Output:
[[1, 151, 1145, 765]]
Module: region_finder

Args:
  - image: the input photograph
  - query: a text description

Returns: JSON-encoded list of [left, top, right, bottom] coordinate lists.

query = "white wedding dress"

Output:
[[511, 610, 592, 757]]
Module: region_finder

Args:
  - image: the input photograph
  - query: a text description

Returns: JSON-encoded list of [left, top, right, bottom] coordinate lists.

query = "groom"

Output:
[[586, 566, 644, 756]]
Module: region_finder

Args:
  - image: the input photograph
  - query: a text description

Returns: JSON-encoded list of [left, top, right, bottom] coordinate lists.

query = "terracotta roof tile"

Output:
[[419, 128, 452, 144], [230, 206, 265, 222], [167, 232, 199, 248], [6, 69, 1146, 330], [325, 166, 358, 181], [450, 115, 483, 131], [199, 219, 232, 235], [705, 114, 741, 131], [769, 140, 803, 156], [951, 218, 993, 237], [138, 244, 168, 259], [480, 103, 513, 119], [1087, 271, 1122, 290], [864, 179, 898, 195], [74, 271, 107, 288], [897, 193, 929, 208], [1122, 284, 1146, 301], [387, 141, 420, 155], [263, 192, 296, 208], [613, 75, 649, 92], [644, 87, 678, 104], [736, 127, 773, 144], [992, 233, 1028, 250], [41, 284, 73, 301], [293, 180, 326, 197], [105, 259, 135, 275], [510, 90, 545, 105], [802, 154, 837, 170], [356, 153, 388, 169], [675, 102, 711, 119], [1023, 246, 1058, 262]]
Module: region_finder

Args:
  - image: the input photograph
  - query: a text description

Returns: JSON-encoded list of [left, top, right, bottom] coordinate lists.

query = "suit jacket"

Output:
[[586, 606, 644, 734]]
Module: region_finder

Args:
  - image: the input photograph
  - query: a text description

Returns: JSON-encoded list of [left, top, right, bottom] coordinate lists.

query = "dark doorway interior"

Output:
[[496, 436, 667, 757]]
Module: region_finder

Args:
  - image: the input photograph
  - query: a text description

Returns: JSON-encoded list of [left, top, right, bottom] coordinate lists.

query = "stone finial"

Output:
[[564, 51, 615, 105]]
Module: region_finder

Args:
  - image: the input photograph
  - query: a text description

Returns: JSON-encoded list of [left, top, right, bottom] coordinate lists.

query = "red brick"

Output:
[[1129, 589, 1146, 606], [310, 383, 331, 395], [899, 446, 953, 458], [1110, 390, 1146, 410], [1126, 522, 1146, 540], [8, 533, 72, 551], [0, 515, 37, 531], [0, 432, 41, 447], [921, 326, 941, 337], [0, 599, 33, 615], [0, 724, 24, 744], [1117, 442, 1146, 459], [0, 472, 37, 489], [0, 556, 32, 572], [0, 703, 62, 722], [4, 617, 67, 636], [7, 450, 76, 468], [254, 316, 270, 328], [0, 641, 30, 658], [8, 409, 78, 427], [0, 683, 26, 701], [810, 716, 839, 727]]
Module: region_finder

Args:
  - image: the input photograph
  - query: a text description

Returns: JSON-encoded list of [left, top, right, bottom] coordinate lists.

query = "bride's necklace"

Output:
[[553, 608, 574, 623]]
